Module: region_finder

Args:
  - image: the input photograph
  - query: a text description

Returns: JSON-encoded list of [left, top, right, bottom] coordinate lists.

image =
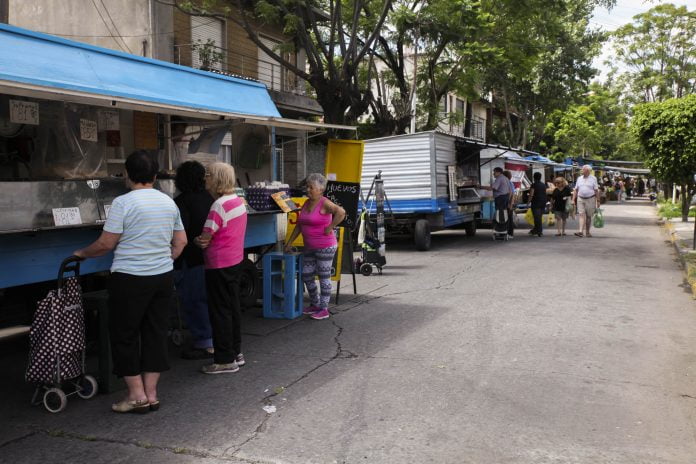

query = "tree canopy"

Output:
[[633, 94, 696, 219]]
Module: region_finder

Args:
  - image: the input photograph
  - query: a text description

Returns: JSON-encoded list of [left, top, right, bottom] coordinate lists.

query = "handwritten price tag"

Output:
[[9, 100, 39, 125], [98, 110, 120, 130], [80, 119, 98, 142], [52, 207, 82, 226]]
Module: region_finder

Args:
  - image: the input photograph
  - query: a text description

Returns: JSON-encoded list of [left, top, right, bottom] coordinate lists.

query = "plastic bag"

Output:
[[593, 208, 604, 228], [546, 213, 556, 226], [524, 208, 534, 225]]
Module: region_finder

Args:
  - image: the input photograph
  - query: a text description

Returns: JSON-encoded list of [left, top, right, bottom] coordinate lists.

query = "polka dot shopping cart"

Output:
[[26, 256, 98, 413]]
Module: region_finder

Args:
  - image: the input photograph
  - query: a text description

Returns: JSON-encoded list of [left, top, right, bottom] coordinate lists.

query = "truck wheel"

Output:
[[464, 221, 477, 237], [414, 219, 431, 251], [238, 259, 259, 308]]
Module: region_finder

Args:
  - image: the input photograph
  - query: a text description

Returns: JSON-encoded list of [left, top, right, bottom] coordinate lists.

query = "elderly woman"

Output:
[[550, 177, 572, 236], [173, 161, 215, 359], [195, 162, 248, 374], [284, 173, 345, 320], [74, 150, 187, 413]]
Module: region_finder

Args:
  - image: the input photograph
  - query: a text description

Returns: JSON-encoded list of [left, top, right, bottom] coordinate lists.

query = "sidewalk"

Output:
[[661, 214, 696, 297]]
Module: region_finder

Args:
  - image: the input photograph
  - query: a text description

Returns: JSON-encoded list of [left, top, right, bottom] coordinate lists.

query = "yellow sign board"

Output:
[[325, 139, 365, 183]]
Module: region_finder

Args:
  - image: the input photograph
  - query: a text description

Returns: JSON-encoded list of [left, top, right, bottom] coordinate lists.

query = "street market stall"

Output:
[[0, 23, 354, 339]]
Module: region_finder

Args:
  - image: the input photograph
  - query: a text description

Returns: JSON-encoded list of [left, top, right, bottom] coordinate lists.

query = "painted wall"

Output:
[[8, 0, 173, 61]]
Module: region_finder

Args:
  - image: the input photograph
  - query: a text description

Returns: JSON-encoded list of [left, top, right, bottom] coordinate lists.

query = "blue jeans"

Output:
[[174, 264, 213, 349]]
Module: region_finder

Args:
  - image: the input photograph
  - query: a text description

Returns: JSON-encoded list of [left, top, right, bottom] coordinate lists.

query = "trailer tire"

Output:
[[464, 221, 477, 237], [414, 219, 431, 251], [239, 259, 259, 308]]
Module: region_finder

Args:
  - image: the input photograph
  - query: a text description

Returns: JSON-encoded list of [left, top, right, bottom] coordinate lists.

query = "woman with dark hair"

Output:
[[174, 161, 215, 360], [74, 150, 187, 413]]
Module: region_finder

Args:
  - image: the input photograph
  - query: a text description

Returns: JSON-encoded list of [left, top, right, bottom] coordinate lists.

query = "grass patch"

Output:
[[657, 200, 696, 219]]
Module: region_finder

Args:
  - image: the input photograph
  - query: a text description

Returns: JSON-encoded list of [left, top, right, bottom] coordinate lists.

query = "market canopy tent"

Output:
[[0, 23, 283, 120]]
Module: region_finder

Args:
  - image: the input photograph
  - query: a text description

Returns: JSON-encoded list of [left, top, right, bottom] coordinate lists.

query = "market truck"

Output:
[[360, 131, 483, 251]]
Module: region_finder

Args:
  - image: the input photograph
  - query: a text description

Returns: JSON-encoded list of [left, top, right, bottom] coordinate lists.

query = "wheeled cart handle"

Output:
[[57, 255, 82, 289]]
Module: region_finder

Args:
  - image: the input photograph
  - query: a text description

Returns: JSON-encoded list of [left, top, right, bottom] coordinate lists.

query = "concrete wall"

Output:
[[8, 0, 172, 61]]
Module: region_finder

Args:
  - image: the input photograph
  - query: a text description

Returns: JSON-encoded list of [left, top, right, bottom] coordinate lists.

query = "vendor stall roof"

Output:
[[0, 23, 281, 120], [604, 166, 651, 175]]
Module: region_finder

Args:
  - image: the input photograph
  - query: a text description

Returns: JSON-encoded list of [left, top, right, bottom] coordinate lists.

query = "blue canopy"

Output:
[[0, 23, 281, 119]]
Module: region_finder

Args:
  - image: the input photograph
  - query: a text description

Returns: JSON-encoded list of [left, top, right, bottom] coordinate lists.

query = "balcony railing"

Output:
[[439, 113, 486, 142], [175, 43, 311, 97]]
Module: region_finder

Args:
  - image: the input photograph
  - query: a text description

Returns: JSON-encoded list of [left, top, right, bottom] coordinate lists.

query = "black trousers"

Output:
[[531, 208, 544, 234], [205, 262, 243, 364], [507, 208, 515, 236], [108, 271, 173, 377]]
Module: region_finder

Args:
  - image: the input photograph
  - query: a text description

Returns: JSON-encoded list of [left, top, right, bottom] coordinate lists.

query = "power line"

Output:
[[98, 0, 133, 54], [90, 0, 129, 53]]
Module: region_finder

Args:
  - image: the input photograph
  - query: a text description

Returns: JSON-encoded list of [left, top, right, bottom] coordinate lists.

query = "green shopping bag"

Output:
[[593, 208, 604, 228]]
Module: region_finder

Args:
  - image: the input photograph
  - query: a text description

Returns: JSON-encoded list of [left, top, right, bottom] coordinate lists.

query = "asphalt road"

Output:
[[2, 200, 696, 464]]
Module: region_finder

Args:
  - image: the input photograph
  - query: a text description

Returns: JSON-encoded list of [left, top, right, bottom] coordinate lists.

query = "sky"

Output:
[[590, 0, 696, 80]]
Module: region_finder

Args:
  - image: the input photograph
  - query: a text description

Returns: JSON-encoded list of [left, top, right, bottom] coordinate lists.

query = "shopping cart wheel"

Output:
[[43, 388, 67, 413], [76, 375, 98, 400], [171, 329, 186, 347], [360, 263, 373, 276]]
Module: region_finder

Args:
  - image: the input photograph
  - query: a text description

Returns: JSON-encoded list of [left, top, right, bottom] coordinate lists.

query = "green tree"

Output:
[[612, 4, 696, 103], [480, 0, 613, 149], [167, 0, 393, 128], [633, 95, 696, 221], [542, 80, 644, 161], [367, 0, 496, 135]]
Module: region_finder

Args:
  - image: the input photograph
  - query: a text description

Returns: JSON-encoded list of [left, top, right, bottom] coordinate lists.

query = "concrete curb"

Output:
[[660, 216, 696, 298]]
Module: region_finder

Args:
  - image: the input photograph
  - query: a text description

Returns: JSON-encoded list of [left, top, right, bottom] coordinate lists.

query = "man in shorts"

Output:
[[572, 165, 599, 237]]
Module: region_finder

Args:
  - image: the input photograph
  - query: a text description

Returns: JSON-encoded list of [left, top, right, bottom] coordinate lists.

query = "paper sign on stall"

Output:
[[98, 110, 120, 130], [52, 207, 82, 226], [9, 100, 39, 125], [80, 119, 98, 142]]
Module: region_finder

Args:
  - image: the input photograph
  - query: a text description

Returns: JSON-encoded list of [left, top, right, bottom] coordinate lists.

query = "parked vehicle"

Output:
[[361, 131, 482, 251]]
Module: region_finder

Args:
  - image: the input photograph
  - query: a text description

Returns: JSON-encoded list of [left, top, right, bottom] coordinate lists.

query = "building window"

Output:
[[191, 16, 224, 71]]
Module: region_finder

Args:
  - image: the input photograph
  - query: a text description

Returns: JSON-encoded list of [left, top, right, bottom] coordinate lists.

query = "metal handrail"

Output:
[[174, 43, 309, 96]]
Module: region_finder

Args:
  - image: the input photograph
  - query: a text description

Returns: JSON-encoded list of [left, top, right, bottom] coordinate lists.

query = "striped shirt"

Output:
[[104, 188, 184, 276], [202, 194, 248, 269]]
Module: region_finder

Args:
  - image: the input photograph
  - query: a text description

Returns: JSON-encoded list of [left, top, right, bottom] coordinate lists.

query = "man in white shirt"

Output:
[[572, 165, 600, 237]]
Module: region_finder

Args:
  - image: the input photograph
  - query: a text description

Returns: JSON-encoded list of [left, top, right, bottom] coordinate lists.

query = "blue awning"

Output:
[[0, 23, 281, 119]]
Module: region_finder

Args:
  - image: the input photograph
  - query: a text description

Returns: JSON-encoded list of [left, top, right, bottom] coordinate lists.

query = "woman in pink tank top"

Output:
[[285, 173, 346, 320]]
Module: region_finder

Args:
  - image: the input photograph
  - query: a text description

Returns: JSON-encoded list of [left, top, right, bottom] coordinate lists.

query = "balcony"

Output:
[[175, 43, 323, 116], [438, 113, 486, 142]]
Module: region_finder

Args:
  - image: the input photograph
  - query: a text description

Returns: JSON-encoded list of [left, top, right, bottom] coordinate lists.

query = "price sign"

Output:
[[80, 119, 98, 142], [9, 100, 39, 125], [99, 110, 120, 130], [324, 181, 360, 229], [52, 207, 83, 226]]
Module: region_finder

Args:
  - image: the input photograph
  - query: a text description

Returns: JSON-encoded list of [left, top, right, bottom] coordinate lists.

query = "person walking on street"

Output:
[[195, 163, 248, 375], [528, 172, 547, 237], [573, 165, 600, 238], [173, 161, 215, 360], [74, 150, 187, 413], [285, 173, 346, 320], [551, 177, 572, 236], [637, 177, 646, 197], [503, 170, 516, 238]]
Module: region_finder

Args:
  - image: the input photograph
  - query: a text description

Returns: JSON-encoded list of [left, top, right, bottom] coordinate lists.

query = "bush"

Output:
[[658, 200, 696, 218]]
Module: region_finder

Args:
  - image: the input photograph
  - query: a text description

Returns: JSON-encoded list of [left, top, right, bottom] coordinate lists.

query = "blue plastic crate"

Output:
[[262, 252, 304, 319]]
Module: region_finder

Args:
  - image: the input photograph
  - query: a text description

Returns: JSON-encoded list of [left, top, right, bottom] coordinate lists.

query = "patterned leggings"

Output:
[[302, 246, 337, 310]]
